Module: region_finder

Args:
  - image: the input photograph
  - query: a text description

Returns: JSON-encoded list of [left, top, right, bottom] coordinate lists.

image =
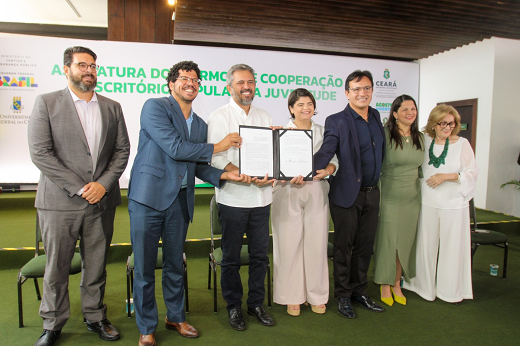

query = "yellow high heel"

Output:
[[287, 305, 300, 316], [311, 304, 326, 314], [380, 286, 394, 306], [391, 287, 407, 305]]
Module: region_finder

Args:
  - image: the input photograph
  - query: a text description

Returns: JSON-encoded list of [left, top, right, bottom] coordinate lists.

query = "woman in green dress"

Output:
[[373, 95, 424, 306]]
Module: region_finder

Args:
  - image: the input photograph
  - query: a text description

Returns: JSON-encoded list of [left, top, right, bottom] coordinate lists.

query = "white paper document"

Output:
[[278, 129, 313, 179], [239, 126, 274, 178]]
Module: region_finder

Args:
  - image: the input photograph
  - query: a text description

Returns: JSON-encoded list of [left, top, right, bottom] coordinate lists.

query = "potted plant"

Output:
[[500, 180, 520, 190]]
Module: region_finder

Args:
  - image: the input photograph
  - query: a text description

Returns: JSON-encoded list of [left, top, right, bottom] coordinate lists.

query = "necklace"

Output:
[[428, 137, 449, 168], [399, 127, 411, 142]]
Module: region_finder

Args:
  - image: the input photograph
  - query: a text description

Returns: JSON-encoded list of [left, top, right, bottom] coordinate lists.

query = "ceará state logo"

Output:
[[376, 69, 397, 88]]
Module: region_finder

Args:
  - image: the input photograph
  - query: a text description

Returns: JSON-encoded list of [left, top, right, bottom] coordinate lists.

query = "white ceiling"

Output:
[[0, 0, 107, 27]]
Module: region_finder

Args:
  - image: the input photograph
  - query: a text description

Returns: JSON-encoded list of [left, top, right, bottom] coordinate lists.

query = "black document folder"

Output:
[[238, 125, 313, 181]]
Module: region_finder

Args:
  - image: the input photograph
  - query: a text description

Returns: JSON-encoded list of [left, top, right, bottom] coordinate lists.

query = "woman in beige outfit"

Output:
[[272, 88, 338, 316]]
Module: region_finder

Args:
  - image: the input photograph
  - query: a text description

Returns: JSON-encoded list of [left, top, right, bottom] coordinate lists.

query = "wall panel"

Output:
[[140, 0, 156, 43], [107, 0, 125, 41], [108, 0, 173, 44]]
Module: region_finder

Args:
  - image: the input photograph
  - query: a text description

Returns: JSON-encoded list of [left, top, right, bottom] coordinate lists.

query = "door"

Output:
[[438, 99, 478, 152]]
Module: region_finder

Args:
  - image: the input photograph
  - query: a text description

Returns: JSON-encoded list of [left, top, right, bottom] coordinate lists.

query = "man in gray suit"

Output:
[[28, 46, 130, 346]]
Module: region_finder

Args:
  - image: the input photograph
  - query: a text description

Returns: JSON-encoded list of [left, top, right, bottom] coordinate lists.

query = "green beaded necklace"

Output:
[[428, 137, 449, 168]]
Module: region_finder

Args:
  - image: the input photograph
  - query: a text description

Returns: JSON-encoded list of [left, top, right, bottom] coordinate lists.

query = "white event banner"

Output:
[[0, 33, 419, 187]]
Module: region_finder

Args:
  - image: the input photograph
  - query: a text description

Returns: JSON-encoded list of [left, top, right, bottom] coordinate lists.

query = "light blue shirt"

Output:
[[181, 110, 194, 188]]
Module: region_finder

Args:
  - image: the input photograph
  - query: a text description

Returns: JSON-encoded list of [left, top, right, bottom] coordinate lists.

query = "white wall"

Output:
[[487, 38, 520, 216], [419, 37, 520, 216], [418, 39, 496, 209]]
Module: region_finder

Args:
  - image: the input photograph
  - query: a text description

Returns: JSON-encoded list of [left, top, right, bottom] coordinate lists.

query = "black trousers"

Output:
[[218, 203, 270, 311], [330, 187, 380, 299]]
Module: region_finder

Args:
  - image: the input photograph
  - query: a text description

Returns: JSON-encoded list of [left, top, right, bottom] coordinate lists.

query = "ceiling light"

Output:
[[65, 0, 81, 18]]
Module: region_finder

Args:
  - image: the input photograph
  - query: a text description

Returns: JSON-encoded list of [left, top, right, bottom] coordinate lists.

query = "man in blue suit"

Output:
[[128, 61, 246, 346], [314, 70, 386, 319]]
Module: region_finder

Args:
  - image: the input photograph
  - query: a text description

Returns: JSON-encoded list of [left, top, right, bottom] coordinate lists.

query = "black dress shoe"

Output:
[[247, 306, 274, 326], [338, 298, 355, 318], [352, 295, 385, 312], [35, 329, 62, 346], [228, 307, 246, 331], [86, 319, 121, 341]]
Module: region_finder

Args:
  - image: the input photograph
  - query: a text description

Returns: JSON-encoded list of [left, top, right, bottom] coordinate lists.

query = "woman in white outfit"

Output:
[[403, 104, 479, 303], [272, 88, 338, 316]]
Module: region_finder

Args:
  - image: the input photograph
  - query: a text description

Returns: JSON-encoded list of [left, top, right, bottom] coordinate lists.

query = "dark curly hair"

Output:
[[166, 61, 201, 92]]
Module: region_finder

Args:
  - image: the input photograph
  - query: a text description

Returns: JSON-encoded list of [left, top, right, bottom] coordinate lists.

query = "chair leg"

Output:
[[267, 263, 271, 308], [18, 273, 25, 328], [208, 255, 212, 289], [184, 260, 189, 313], [503, 242, 508, 279], [471, 243, 478, 258], [471, 243, 478, 276], [213, 264, 218, 313], [33, 278, 41, 300], [126, 266, 132, 318]]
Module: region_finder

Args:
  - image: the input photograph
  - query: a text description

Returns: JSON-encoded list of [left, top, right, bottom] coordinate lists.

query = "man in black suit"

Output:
[[314, 70, 386, 318]]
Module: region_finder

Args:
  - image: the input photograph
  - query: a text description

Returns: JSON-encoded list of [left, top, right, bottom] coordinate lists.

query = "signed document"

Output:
[[278, 129, 313, 180], [239, 126, 275, 178], [239, 125, 313, 180]]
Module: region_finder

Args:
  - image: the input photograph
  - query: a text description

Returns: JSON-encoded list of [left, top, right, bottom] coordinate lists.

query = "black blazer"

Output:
[[314, 104, 385, 208]]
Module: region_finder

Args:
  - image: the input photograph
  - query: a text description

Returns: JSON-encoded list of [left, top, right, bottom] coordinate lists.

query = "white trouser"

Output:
[[272, 180, 330, 305], [404, 204, 473, 302]]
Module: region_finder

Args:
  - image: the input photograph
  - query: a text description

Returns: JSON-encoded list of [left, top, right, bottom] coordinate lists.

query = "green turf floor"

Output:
[[1, 189, 518, 269], [1, 190, 518, 249], [0, 189, 220, 248], [3, 246, 520, 345], [2, 190, 520, 344], [0, 189, 332, 269]]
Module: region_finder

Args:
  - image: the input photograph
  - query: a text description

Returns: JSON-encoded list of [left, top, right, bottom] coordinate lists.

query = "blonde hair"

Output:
[[423, 104, 462, 138]]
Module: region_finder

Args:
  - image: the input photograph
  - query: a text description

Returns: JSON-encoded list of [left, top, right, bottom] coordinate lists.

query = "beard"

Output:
[[172, 85, 197, 104], [231, 88, 254, 106], [68, 71, 97, 92]]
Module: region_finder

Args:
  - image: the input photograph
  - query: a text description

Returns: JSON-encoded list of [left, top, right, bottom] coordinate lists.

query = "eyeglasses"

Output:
[[73, 62, 98, 72], [348, 86, 373, 94], [177, 76, 202, 85], [436, 121, 456, 128]]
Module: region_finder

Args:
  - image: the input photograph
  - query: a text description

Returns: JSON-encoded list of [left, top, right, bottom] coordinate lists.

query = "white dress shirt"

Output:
[[208, 98, 273, 208], [68, 88, 102, 194]]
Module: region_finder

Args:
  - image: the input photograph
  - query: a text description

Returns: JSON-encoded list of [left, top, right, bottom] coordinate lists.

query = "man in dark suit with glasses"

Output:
[[315, 70, 386, 319]]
